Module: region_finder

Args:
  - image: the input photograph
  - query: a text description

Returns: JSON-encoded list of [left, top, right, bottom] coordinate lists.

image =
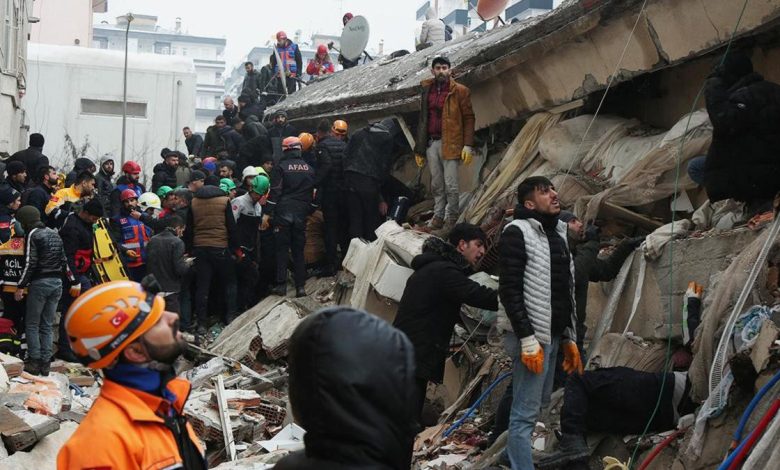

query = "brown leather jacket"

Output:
[[415, 78, 475, 160]]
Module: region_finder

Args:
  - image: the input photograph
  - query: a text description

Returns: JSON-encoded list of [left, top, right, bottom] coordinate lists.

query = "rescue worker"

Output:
[[56, 280, 206, 470], [184, 126, 204, 156], [415, 56, 476, 232], [113, 189, 152, 282], [109, 160, 146, 219], [270, 31, 302, 94], [314, 120, 349, 277], [306, 44, 335, 76], [334, 13, 360, 69], [220, 178, 238, 200], [264, 137, 316, 297], [0, 186, 24, 337], [299, 132, 317, 168], [45, 171, 96, 228], [231, 175, 270, 311], [57, 199, 103, 362]]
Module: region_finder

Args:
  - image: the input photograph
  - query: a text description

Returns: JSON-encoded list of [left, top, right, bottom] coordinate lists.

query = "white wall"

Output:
[[30, 0, 92, 47], [25, 44, 196, 182]]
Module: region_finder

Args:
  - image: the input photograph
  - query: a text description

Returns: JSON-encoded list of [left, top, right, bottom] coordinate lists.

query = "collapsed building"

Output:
[[3, 0, 780, 468]]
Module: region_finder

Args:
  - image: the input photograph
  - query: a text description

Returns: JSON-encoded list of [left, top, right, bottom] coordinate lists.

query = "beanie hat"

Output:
[[16, 205, 40, 230], [0, 186, 20, 205], [189, 170, 206, 183], [29, 133, 44, 148], [83, 198, 104, 217], [559, 211, 578, 223], [6, 161, 26, 176]]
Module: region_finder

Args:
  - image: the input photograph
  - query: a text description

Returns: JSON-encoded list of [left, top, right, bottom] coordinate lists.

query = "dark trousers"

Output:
[[179, 270, 194, 331], [1, 291, 26, 334], [321, 190, 350, 271], [236, 256, 260, 311], [414, 376, 428, 425], [257, 229, 276, 296], [193, 247, 237, 325], [274, 213, 307, 288], [346, 173, 381, 242], [59, 275, 92, 354], [560, 367, 675, 436], [164, 293, 180, 314], [127, 265, 147, 283]]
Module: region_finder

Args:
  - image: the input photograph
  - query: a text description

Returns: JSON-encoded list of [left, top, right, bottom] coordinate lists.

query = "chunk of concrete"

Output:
[[342, 237, 370, 275], [370, 252, 414, 303], [0, 420, 77, 469], [256, 302, 305, 359]]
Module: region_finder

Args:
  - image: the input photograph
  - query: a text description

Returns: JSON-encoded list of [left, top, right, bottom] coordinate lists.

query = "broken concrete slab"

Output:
[[0, 407, 60, 453], [370, 251, 414, 303], [0, 352, 23, 378], [210, 296, 286, 361], [256, 302, 306, 360], [8, 372, 70, 416], [750, 321, 779, 373], [0, 420, 77, 469]]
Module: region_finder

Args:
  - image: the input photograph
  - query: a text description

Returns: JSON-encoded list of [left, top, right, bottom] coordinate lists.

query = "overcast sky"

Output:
[[95, 0, 425, 67]]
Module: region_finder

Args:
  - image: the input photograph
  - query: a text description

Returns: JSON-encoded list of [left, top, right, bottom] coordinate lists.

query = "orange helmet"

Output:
[[298, 132, 315, 151], [65, 281, 166, 369], [332, 119, 348, 136], [282, 136, 302, 151]]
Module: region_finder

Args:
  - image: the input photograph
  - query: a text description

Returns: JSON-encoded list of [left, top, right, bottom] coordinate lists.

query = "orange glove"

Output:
[[520, 336, 544, 374], [562, 341, 584, 375], [69, 284, 82, 298]]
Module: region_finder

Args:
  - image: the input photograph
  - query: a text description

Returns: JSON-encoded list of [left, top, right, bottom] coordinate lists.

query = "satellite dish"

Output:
[[476, 0, 509, 21], [340, 15, 370, 61]]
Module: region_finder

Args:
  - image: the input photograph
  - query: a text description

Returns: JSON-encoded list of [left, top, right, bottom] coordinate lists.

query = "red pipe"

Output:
[[637, 428, 687, 470], [726, 398, 780, 470]]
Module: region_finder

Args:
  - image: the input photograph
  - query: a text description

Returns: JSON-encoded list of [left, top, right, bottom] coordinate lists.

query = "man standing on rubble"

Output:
[[57, 280, 206, 469], [415, 55, 475, 233], [394, 223, 498, 425], [498, 176, 582, 469]]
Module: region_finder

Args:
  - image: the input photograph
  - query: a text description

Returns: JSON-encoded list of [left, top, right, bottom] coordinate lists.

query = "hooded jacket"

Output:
[[146, 228, 189, 292], [498, 206, 576, 344], [419, 9, 446, 47], [274, 308, 416, 470], [151, 162, 178, 193], [703, 52, 780, 203], [394, 237, 497, 382], [64, 157, 95, 187], [8, 146, 49, 176], [239, 132, 274, 171], [95, 168, 114, 213], [316, 134, 348, 191]]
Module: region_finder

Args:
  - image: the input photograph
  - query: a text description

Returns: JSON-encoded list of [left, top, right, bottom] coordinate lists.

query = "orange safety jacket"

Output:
[[57, 377, 205, 470]]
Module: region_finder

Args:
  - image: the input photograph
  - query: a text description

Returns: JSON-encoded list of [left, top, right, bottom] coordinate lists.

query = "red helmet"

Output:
[[282, 136, 302, 151], [122, 161, 141, 174], [276, 31, 287, 41], [202, 156, 218, 165], [317, 44, 328, 56], [343, 13, 354, 25], [120, 189, 138, 202]]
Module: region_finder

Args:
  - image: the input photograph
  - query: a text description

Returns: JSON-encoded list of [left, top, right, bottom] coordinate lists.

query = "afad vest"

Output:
[[116, 214, 152, 268], [274, 43, 298, 75], [116, 182, 143, 199]]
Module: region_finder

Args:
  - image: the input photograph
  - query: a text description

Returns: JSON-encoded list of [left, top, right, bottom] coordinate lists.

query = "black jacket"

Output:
[[146, 229, 189, 292], [704, 52, 780, 203], [8, 146, 49, 175], [218, 126, 243, 158], [241, 115, 268, 141], [238, 133, 273, 171], [185, 134, 204, 156], [59, 213, 94, 276], [239, 102, 265, 121], [222, 106, 239, 124], [316, 135, 347, 191], [266, 123, 298, 140], [17, 222, 75, 288], [242, 70, 264, 103], [343, 120, 402, 184], [498, 206, 574, 339], [94, 169, 114, 213], [394, 237, 497, 382], [151, 163, 178, 193], [21, 184, 54, 219], [266, 149, 316, 217], [275, 307, 416, 470]]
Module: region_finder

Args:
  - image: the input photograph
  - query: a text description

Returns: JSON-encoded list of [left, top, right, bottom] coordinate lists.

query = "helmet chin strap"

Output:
[[139, 359, 175, 372]]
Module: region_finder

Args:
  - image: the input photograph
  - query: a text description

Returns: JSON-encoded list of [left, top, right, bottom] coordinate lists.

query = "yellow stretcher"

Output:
[[92, 218, 128, 282]]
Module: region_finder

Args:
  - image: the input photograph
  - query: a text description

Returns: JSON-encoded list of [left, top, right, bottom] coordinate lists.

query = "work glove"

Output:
[[461, 145, 474, 165], [685, 281, 704, 300], [415, 154, 426, 168], [562, 340, 584, 375], [69, 284, 82, 298], [520, 335, 545, 374]]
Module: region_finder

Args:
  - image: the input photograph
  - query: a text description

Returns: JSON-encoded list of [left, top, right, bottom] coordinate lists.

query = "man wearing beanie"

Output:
[[0, 185, 21, 243], [5, 161, 28, 194], [15, 206, 79, 375], [0, 184, 24, 338], [9, 133, 49, 176], [57, 199, 103, 362]]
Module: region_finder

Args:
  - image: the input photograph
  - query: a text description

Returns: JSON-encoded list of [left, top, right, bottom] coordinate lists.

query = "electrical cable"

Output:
[[636, 427, 688, 470], [730, 368, 780, 449], [719, 398, 780, 470], [442, 371, 511, 438], [627, 1, 751, 467]]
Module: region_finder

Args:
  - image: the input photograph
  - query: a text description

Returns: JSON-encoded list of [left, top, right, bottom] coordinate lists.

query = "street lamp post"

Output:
[[121, 12, 134, 165]]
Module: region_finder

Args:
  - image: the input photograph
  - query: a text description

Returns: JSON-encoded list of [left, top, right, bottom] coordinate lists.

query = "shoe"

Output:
[[39, 359, 51, 377], [270, 284, 287, 296], [295, 287, 306, 298], [196, 324, 208, 337], [55, 349, 81, 363], [536, 433, 590, 469], [428, 216, 444, 229], [24, 359, 41, 376]]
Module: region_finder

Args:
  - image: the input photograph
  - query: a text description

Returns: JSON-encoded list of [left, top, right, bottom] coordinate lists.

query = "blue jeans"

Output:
[[504, 333, 560, 470], [26, 278, 63, 361]]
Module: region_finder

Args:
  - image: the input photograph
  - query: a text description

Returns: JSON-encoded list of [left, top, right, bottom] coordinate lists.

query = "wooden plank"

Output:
[[214, 375, 237, 461]]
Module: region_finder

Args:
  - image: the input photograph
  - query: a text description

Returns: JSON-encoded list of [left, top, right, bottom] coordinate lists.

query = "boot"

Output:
[[428, 216, 444, 229], [39, 358, 51, 377], [295, 287, 306, 298], [270, 284, 287, 297], [24, 359, 41, 376], [195, 324, 208, 337], [536, 433, 589, 469]]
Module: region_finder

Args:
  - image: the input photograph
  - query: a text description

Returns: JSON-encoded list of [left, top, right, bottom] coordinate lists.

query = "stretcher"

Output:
[[92, 218, 129, 282]]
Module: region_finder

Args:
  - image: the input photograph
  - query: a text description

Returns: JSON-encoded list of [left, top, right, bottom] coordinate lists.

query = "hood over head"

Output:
[[425, 7, 437, 20], [194, 185, 228, 199], [288, 307, 416, 469], [73, 157, 95, 172], [412, 236, 469, 272]]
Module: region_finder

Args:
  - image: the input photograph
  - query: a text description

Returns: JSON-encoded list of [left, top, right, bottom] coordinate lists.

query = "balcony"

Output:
[[443, 9, 469, 27], [505, 0, 553, 20], [416, 1, 431, 20]]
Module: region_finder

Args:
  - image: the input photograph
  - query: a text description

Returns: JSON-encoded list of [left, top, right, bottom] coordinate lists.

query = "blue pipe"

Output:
[[733, 368, 780, 443], [443, 371, 512, 438]]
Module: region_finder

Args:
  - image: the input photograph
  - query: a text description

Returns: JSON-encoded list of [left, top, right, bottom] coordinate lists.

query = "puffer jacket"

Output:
[[316, 135, 348, 191], [394, 237, 497, 382], [497, 206, 576, 344], [94, 169, 114, 213], [274, 307, 417, 470], [703, 51, 780, 203], [343, 119, 402, 184], [17, 222, 75, 288], [415, 78, 475, 160], [419, 9, 446, 47]]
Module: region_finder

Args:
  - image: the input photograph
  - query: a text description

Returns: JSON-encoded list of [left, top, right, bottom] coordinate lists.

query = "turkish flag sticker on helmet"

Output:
[[110, 310, 129, 328]]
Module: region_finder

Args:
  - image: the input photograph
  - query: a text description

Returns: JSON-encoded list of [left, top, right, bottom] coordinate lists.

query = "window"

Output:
[[81, 99, 147, 118], [154, 42, 171, 54], [92, 37, 109, 49], [1, 0, 21, 73], [215, 71, 222, 81]]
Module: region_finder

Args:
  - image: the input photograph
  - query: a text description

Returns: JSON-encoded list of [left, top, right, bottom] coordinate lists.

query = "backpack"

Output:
[[444, 23, 453, 41]]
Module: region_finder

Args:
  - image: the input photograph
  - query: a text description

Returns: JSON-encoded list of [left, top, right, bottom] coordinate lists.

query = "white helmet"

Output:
[[138, 192, 161, 211], [242, 166, 259, 179]]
